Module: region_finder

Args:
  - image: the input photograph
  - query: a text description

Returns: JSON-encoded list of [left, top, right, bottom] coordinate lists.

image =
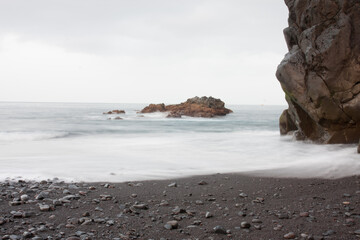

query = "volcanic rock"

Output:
[[276, 0, 360, 144], [103, 110, 125, 114], [140, 96, 232, 118], [140, 103, 167, 113]]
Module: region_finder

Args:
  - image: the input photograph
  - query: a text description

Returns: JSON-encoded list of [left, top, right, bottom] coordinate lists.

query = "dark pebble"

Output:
[[213, 225, 227, 234]]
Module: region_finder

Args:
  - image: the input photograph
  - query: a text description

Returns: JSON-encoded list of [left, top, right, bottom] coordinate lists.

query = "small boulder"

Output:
[[284, 232, 296, 239], [213, 225, 227, 234], [164, 220, 178, 230]]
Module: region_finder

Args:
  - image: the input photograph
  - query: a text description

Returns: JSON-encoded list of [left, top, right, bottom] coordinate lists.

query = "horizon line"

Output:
[[0, 100, 287, 106]]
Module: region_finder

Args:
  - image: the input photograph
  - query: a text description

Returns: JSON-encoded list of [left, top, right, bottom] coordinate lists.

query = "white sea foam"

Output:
[[0, 102, 358, 182], [0, 131, 70, 142]]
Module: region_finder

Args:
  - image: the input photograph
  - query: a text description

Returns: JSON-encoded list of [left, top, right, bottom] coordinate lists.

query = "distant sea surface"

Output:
[[0, 102, 358, 182]]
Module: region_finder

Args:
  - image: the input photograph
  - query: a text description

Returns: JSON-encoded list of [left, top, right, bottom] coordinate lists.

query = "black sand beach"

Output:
[[0, 173, 359, 240]]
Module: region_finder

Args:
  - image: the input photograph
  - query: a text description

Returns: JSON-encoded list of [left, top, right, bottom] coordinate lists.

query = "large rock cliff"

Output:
[[277, 0, 360, 145]]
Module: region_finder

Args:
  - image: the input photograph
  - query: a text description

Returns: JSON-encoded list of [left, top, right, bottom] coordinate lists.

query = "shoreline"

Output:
[[0, 173, 359, 239]]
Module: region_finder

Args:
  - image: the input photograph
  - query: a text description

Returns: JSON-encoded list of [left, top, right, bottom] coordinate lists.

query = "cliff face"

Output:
[[277, 0, 360, 144]]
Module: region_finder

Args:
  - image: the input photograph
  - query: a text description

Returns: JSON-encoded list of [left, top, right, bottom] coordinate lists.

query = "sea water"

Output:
[[0, 102, 358, 182]]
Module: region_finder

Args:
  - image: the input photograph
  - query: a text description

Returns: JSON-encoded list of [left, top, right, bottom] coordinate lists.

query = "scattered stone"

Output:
[[132, 203, 148, 210], [195, 200, 204, 205], [238, 211, 246, 217], [61, 194, 80, 201], [100, 194, 112, 201], [284, 232, 296, 239], [0, 217, 5, 225], [20, 194, 29, 202], [172, 206, 185, 214], [254, 225, 262, 230], [239, 192, 248, 198], [35, 191, 48, 200], [160, 200, 169, 206], [252, 197, 265, 203], [11, 211, 23, 218], [322, 230, 335, 236], [213, 225, 227, 234], [164, 220, 178, 230], [299, 212, 309, 217], [205, 211, 213, 218], [274, 224, 283, 231], [240, 221, 251, 229], [252, 218, 262, 223], [278, 213, 289, 219], [23, 231, 33, 238], [198, 180, 208, 185], [9, 201, 21, 206], [168, 182, 177, 188], [39, 204, 50, 212]]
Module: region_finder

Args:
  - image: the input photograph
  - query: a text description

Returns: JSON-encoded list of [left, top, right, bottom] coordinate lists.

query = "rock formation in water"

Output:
[[103, 110, 126, 114], [277, 0, 360, 146], [140, 96, 232, 118]]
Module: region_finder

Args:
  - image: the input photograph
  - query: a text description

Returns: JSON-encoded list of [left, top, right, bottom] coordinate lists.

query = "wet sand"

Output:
[[0, 173, 359, 239]]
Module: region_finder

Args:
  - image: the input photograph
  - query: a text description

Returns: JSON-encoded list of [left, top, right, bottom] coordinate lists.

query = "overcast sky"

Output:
[[0, 0, 289, 105]]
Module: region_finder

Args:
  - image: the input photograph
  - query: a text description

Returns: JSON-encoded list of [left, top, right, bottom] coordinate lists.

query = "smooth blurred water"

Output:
[[0, 102, 358, 182]]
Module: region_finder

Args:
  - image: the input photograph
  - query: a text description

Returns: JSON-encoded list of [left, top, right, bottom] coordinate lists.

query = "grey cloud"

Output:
[[0, 0, 288, 56]]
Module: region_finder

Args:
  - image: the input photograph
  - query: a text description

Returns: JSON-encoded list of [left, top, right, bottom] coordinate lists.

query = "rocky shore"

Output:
[[277, 0, 360, 147], [0, 173, 359, 240]]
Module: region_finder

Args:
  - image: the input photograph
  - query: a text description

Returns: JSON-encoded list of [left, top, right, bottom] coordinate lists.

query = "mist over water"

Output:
[[0, 102, 358, 182]]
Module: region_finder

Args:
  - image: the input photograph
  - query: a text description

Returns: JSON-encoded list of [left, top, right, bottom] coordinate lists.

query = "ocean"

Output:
[[0, 102, 358, 182]]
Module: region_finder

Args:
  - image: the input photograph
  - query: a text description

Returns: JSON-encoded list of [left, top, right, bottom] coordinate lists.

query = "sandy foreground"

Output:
[[0, 173, 359, 240]]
